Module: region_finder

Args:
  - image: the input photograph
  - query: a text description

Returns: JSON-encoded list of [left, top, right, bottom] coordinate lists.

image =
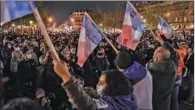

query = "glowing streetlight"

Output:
[[190, 24, 194, 29], [29, 20, 33, 25], [143, 19, 146, 23], [70, 18, 75, 22], [0, 22, 3, 26], [141, 16, 143, 19], [48, 17, 53, 23], [184, 17, 187, 21], [167, 12, 170, 17], [99, 23, 103, 27], [12, 23, 15, 27]]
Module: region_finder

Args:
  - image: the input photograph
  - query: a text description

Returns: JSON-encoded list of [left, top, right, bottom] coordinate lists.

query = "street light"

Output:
[[99, 23, 103, 27], [143, 19, 146, 23], [48, 17, 53, 23], [0, 22, 3, 26], [70, 18, 75, 22], [12, 23, 15, 27], [29, 20, 33, 25], [190, 24, 194, 29], [141, 16, 143, 19], [167, 12, 170, 17]]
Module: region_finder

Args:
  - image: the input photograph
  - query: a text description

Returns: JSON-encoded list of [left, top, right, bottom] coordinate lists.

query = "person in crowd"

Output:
[[1, 98, 44, 110], [147, 33, 178, 110], [35, 88, 52, 110], [17, 50, 37, 98], [36, 52, 70, 110], [171, 42, 188, 110], [1, 42, 13, 77], [115, 51, 153, 110], [52, 58, 137, 110], [10, 45, 23, 73], [184, 49, 194, 105], [92, 48, 110, 72]]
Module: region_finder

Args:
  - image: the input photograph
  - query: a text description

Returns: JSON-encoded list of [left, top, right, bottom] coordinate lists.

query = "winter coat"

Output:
[[147, 42, 178, 110]]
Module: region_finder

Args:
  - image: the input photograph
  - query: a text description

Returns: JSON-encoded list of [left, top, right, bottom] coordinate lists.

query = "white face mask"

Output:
[[26, 54, 32, 59], [15, 48, 20, 51], [8, 45, 12, 48], [96, 86, 104, 96]]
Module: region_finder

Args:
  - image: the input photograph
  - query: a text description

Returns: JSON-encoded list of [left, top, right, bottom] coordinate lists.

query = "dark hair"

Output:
[[103, 70, 133, 96], [115, 51, 133, 69], [2, 98, 43, 110]]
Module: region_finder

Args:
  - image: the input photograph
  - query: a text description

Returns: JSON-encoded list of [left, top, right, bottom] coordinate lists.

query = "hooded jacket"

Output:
[[147, 42, 178, 110], [123, 61, 153, 110], [62, 77, 137, 110]]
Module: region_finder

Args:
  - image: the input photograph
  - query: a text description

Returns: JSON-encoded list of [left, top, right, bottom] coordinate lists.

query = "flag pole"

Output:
[[29, 1, 60, 62], [85, 12, 119, 54]]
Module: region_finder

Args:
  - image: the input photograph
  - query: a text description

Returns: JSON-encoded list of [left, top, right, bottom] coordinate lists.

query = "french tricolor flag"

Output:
[[117, 1, 144, 50], [1, 1, 36, 24], [158, 16, 172, 39], [77, 13, 103, 67]]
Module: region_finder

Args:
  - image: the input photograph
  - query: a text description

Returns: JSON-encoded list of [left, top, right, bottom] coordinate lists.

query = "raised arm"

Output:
[[152, 31, 178, 65], [53, 60, 108, 110]]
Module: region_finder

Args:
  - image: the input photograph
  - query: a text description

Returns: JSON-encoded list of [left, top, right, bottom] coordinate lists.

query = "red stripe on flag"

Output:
[[117, 24, 139, 50], [77, 41, 88, 67]]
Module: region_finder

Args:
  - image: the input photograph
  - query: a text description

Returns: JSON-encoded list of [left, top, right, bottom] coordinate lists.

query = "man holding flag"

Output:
[[115, 2, 153, 110]]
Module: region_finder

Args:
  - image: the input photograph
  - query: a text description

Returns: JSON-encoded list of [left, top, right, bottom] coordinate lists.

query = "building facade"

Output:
[[135, 1, 194, 31], [58, 10, 93, 31]]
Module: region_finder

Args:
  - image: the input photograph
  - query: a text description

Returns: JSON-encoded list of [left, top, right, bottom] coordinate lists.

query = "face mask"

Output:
[[96, 86, 103, 96], [8, 45, 12, 49], [15, 48, 20, 51], [26, 54, 32, 59]]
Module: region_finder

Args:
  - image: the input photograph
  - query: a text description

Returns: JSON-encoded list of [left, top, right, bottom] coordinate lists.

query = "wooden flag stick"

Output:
[[29, 1, 60, 62], [85, 12, 119, 54]]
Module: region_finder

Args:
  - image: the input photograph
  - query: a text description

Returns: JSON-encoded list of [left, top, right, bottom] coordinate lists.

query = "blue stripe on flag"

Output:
[[158, 16, 172, 33], [5, 1, 36, 21], [126, 3, 144, 33], [83, 14, 103, 45]]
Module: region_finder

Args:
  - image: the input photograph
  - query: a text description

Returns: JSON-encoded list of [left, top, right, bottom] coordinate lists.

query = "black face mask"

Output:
[[97, 53, 103, 56]]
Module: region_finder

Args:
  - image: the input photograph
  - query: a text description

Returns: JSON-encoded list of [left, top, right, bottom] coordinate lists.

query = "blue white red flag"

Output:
[[77, 13, 103, 67], [158, 16, 172, 39], [1, 1, 36, 24], [117, 1, 144, 50]]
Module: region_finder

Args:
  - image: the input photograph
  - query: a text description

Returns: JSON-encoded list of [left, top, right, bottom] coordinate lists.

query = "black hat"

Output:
[[115, 51, 133, 69]]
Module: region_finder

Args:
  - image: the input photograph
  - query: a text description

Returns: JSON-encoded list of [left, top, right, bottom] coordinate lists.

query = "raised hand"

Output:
[[53, 60, 71, 83]]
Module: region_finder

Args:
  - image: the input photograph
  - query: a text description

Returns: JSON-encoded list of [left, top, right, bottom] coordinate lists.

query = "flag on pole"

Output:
[[1, 1, 36, 24], [77, 13, 103, 67], [157, 16, 172, 39], [117, 1, 144, 50]]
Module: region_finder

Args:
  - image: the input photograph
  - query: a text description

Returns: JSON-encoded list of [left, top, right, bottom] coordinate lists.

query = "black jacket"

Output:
[[147, 42, 178, 110]]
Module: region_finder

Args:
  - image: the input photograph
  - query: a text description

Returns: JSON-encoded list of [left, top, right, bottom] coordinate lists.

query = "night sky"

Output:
[[44, 1, 126, 26]]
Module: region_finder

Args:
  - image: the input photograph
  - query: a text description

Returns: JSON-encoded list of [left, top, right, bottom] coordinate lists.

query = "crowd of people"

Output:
[[0, 29, 194, 110]]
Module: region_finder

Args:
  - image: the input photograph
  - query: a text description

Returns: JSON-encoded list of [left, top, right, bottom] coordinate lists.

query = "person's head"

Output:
[[97, 48, 105, 56], [25, 51, 33, 60], [96, 70, 133, 97], [115, 51, 133, 72], [36, 88, 45, 99], [14, 45, 20, 51], [7, 43, 12, 49], [2, 98, 43, 110], [179, 43, 188, 55], [153, 47, 170, 63], [64, 52, 71, 61]]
